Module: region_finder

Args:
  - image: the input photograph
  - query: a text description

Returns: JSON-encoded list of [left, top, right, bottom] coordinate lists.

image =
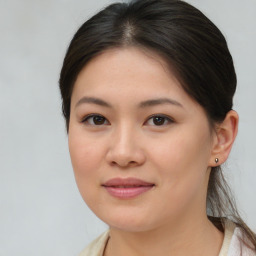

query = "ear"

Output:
[[209, 110, 239, 167]]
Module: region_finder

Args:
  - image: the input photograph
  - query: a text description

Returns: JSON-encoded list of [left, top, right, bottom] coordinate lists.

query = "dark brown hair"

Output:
[[59, 0, 256, 248]]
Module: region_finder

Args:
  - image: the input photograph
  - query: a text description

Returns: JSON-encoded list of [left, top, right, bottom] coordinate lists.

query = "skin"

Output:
[[68, 47, 238, 256]]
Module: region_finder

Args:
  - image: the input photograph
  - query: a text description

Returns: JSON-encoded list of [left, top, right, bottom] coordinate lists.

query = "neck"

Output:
[[104, 215, 223, 256]]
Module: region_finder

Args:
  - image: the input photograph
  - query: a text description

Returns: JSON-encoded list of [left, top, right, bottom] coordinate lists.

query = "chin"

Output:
[[109, 222, 154, 233], [95, 210, 159, 233]]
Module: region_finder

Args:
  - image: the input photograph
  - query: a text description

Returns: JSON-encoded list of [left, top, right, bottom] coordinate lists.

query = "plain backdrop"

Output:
[[0, 0, 255, 255]]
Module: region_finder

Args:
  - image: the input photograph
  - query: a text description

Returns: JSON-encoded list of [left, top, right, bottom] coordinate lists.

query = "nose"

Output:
[[105, 125, 146, 168]]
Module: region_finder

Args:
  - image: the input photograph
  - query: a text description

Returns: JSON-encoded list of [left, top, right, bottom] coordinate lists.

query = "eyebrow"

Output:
[[139, 98, 183, 108], [75, 96, 183, 109], [75, 96, 112, 108]]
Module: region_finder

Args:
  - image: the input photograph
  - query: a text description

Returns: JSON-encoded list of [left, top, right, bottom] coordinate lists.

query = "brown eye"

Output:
[[152, 116, 166, 126], [82, 114, 109, 125], [145, 115, 174, 126], [93, 116, 106, 125]]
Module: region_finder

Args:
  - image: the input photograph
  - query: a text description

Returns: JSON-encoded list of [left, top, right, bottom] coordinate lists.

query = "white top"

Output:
[[219, 220, 255, 256], [79, 221, 256, 256]]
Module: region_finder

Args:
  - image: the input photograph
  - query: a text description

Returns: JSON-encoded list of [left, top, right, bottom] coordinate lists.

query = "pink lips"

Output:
[[102, 178, 154, 199]]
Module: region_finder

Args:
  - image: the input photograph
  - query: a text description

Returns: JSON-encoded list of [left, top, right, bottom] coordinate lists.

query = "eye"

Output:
[[145, 115, 174, 126], [82, 114, 109, 126]]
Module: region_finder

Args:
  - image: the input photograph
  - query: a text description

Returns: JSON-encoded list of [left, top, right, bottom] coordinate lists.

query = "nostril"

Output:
[[106, 145, 146, 167], [110, 160, 138, 167], [110, 161, 117, 166]]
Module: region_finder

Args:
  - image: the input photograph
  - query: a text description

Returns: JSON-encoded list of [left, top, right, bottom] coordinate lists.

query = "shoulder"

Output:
[[228, 227, 256, 256], [219, 219, 256, 256], [79, 231, 110, 256]]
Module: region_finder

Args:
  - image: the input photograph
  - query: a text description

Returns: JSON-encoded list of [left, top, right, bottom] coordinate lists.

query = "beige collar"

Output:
[[218, 220, 236, 256]]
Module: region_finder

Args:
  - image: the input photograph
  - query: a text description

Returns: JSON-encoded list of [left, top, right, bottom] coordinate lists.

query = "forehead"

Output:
[[72, 48, 209, 122], [70, 47, 213, 132], [72, 47, 183, 98]]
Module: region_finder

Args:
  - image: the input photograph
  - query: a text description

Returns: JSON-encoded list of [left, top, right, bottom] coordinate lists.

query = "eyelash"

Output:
[[145, 114, 174, 126], [81, 114, 110, 126], [81, 114, 174, 126]]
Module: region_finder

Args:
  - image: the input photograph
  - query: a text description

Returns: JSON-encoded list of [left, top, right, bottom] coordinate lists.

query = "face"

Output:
[[69, 47, 216, 232]]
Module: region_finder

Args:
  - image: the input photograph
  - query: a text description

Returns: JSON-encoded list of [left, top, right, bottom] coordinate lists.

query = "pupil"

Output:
[[93, 116, 105, 125], [153, 117, 165, 125]]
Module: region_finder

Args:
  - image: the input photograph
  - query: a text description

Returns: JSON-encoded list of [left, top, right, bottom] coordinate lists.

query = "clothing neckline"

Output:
[[218, 220, 236, 256], [79, 220, 237, 256], [101, 221, 236, 256]]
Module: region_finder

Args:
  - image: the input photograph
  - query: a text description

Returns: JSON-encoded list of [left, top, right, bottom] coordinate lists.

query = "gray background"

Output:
[[0, 0, 255, 255]]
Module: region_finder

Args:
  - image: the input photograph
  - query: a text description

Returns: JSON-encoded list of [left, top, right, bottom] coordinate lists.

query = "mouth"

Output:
[[102, 177, 155, 199]]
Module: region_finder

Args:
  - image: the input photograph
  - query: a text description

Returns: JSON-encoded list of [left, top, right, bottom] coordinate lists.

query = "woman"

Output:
[[59, 0, 256, 255]]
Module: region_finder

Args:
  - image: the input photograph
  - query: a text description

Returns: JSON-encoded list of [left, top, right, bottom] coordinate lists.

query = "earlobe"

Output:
[[210, 110, 239, 166]]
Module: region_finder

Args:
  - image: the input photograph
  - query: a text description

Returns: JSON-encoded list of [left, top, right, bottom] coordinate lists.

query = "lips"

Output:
[[102, 178, 155, 199]]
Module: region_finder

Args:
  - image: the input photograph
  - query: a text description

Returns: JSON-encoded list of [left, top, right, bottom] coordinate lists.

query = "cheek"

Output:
[[152, 127, 212, 168], [149, 128, 212, 195], [68, 124, 107, 167], [68, 132, 104, 196], [69, 138, 96, 172]]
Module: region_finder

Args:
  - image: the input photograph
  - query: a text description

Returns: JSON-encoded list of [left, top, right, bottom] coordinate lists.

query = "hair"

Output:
[[59, 0, 256, 249]]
